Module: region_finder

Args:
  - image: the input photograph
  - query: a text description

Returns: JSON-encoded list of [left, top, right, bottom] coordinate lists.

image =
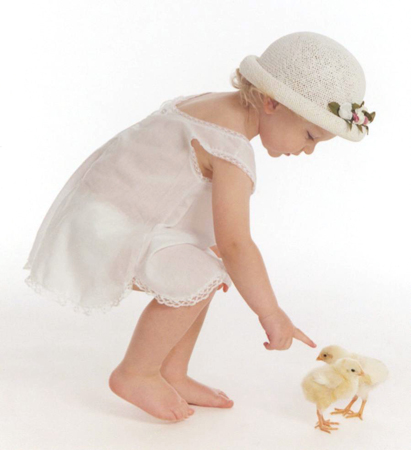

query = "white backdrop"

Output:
[[2, 1, 410, 449]]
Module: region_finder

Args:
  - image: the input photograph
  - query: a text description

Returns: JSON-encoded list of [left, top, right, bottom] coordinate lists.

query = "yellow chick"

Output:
[[301, 357, 366, 433], [316, 345, 388, 420]]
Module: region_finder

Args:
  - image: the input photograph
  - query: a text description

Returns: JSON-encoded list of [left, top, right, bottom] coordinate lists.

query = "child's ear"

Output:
[[263, 96, 280, 114]]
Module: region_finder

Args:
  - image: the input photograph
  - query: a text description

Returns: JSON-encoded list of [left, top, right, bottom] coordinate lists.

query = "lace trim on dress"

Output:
[[23, 262, 136, 316], [172, 96, 254, 149], [189, 145, 213, 183], [189, 142, 256, 193], [171, 94, 256, 193], [24, 264, 225, 313], [133, 275, 226, 307]]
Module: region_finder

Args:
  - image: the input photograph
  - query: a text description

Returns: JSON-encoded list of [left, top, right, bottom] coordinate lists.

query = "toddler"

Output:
[[23, 31, 374, 423]]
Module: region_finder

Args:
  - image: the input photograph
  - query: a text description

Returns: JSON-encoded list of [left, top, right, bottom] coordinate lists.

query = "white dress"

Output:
[[23, 92, 257, 315]]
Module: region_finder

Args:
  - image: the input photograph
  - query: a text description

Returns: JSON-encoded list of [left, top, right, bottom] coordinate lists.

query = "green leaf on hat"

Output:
[[352, 103, 361, 110], [363, 111, 376, 123], [356, 124, 363, 133], [364, 125, 369, 135], [328, 102, 340, 116]]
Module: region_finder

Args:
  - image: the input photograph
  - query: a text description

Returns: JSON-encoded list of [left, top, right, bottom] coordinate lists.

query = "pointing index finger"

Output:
[[293, 327, 317, 348]]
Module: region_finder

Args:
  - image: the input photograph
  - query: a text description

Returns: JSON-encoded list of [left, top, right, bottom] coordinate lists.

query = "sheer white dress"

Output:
[[23, 92, 257, 314]]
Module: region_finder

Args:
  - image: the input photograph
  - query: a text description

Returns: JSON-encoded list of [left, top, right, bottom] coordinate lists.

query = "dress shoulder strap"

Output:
[[160, 93, 257, 194]]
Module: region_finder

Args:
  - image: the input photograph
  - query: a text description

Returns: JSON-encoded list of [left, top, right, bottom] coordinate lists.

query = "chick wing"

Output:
[[350, 353, 389, 385], [312, 366, 343, 389]]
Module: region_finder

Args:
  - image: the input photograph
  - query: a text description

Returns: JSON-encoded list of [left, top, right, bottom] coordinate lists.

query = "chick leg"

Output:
[[315, 410, 339, 433], [315, 415, 339, 428], [331, 395, 358, 416], [345, 399, 367, 420]]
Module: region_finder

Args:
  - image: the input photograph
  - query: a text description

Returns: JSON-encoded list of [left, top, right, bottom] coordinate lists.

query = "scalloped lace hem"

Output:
[[24, 269, 136, 316], [133, 275, 226, 307]]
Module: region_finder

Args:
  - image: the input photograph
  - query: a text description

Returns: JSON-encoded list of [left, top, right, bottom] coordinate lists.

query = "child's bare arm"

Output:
[[211, 156, 279, 318], [211, 156, 316, 350]]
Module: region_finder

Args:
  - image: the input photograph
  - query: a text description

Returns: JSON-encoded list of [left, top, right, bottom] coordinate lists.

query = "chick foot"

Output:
[[345, 411, 363, 420], [331, 395, 358, 416], [323, 418, 339, 426], [315, 411, 339, 433], [345, 399, 366, 420], [315, 422, 339, 433], [315, 418, 339, 428], [331, 407, 354, 416]]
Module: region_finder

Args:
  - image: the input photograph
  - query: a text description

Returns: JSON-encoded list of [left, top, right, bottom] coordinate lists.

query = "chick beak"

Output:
[[359, 370, 365, 376], [316, 356, 322, 361]]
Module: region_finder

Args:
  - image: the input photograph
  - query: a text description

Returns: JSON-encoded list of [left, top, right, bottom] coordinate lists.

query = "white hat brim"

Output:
[[239, 55, 366, 142]]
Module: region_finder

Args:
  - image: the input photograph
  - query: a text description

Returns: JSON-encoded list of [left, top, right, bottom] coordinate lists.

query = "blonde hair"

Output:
[[229, 68, 271, 112]]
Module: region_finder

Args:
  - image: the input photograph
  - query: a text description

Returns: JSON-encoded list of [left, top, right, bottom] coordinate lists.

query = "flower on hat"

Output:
[[328, 100, 375, 135], [338, 102, 353, 121]]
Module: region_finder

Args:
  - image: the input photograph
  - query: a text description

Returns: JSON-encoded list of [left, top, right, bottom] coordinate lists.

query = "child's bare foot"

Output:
[[109, 366, 195, 422], [161, 373, 234, 408]]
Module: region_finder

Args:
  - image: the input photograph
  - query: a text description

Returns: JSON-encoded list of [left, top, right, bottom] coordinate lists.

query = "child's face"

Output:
[[258, 96, 336, 158]]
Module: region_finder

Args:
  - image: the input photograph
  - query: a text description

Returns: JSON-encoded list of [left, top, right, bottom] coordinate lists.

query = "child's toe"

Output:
[[171, 406, 186, 421], [217, 390, 230, 399], [216, 394, 234, 408]]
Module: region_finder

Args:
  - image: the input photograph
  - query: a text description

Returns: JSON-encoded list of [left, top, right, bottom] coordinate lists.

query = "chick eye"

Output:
[[323, 354, 327, 357], [351, 369, 355, 372]]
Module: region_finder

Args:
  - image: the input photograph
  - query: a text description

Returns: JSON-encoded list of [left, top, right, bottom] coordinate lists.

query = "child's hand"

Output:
[[258, 307, 317, 351]]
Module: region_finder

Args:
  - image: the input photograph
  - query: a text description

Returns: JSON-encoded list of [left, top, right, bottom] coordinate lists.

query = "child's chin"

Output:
[[270, 151, 282, 158]]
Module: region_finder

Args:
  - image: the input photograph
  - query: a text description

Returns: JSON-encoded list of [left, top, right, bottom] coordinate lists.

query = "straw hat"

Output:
[[239, 31, 375, 142]]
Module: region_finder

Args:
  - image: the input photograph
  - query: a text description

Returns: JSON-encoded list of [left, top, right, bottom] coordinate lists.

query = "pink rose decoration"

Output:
[[328, 100, 375, 135], [354, 108, 367, 125]]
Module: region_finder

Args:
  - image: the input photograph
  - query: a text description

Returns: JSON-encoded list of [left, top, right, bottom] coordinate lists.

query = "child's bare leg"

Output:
[[160, 294, 234, 408], [109, 288, 218, 422]]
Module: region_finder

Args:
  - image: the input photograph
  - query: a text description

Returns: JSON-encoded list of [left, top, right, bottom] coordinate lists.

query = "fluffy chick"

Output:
[[302, 358, 365, 433], [316, 345, 389, 420]]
